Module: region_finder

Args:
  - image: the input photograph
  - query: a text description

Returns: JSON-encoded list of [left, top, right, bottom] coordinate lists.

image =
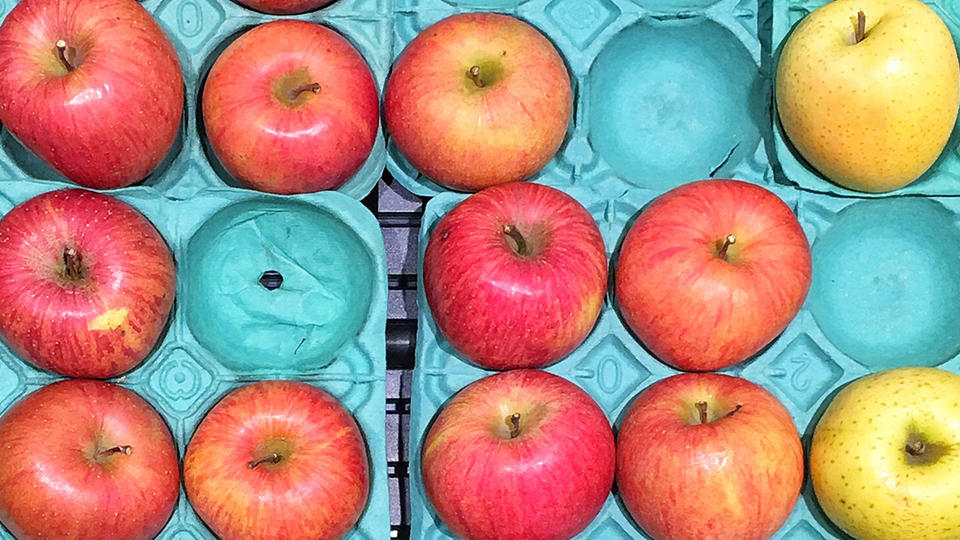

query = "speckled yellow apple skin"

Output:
[[810, 367, 960, 540], [776, 0, 960, 193]]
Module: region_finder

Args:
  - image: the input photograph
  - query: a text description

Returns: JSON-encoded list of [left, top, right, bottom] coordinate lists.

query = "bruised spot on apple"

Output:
[[615, 179, 812, 372], [811, 367, 960, 539], [423, 182, 607, 370], [617, 373, 804, 540], [421, 370, 615, 540], [88, 307, 129, 331]]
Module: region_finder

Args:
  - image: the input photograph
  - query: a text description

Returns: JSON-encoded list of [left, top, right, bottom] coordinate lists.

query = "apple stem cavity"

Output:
[[97, 445, 131, 458], [247, 452, 282, 469], [289, 82, 321, 101], [502, 225, 528, 256], [55, 40, 74, 72], [507, 413, 521, 439], [468, 65, 485, 88], [63, 247, 84, 280], [717, 234, 737, 261], [855, 10, 866, 44], [906, 439, 926, 456]]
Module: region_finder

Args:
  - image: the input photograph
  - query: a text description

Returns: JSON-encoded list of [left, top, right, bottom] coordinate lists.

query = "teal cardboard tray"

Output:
[[0, 180, 389, 540], [388, 0, 774, 197], [772, 0, 960, 197], [0, 0, 392, 200], [409, 184, 960, 539]]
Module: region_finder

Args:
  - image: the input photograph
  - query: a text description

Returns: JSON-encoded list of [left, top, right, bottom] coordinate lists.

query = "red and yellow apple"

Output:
[[0, 0, 184, 189], [0, 189, 175, 378], [615, 179, 811, 371], [203, 20, 379, 194], [423, 182, 607, 370], [422, 369, 615, 540], [233, 0, 335, 15], [0, 379, 179, 539], [184, 380, 369, 540], [385, 12, 571, 191], [617, 373, 803, 540]]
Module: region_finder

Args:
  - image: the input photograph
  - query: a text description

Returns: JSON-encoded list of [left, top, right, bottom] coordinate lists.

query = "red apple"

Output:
[[0, 189, 175, 378], [0, 0, 183, 189], [233, 0, 335, 15], [0, 379, 179, 539], [183, 380, 369, 540], [203, 20, 379, 195], [385, 12, 571, 191], [422, 369, 615, 540], [617, 373, 803, 540], [423, 182, 607, 370], [615, 179, 811, 371]]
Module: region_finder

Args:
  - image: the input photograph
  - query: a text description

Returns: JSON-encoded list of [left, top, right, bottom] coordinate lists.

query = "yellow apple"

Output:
[[810, 367, 960, 539], [776, 0, 960, 193]]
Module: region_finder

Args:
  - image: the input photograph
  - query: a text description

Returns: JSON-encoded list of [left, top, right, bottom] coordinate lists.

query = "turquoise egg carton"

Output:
[[0, 179, 388, 540], [772, 0, 960, 196], [388, 0, 773, 197], [409, 184, 960, 539], [0, 0, 392, 200]]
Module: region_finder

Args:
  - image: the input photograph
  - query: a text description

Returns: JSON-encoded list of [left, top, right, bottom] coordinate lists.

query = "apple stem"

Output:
[[97, 445, 131, 458], [717, 234, 737, 261], [502, 225, 528, 256], [247, 453, 282, 469], [906, 439, 926, 456], [63, 247, 83, 280], [855, 10, 866, 44], [507, 413, 521, 439], [289, 82, 321, 101], [695, 402, 742, 425], [55, 40, 74, 72], [468, 65, 485, 88], [724, 404, 743, 418], [696, 401, 709, 424]]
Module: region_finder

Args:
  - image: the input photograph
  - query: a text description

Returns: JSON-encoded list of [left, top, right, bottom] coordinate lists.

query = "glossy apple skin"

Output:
[[617, 373, 803, 540], [234, 0, 335, 15], [203, 20, 379, 195], [184, 380, 369, 540], [0, 379, 179, 540], [385, 12, 572, 191], [0, 0, 183, 189], [0, 189, 175, 378], [776, 0, 959, 193], [615, 179, 811, 371], [811, 367, 960, 540], [422, 369, 615, 540], [423, 182, 607, 370]]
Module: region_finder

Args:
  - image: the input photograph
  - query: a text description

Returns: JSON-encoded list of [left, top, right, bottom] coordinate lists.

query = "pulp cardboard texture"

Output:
[[410, 185, 960, 539], [388, 0, 774, 197], [0, 0, 391, 537], [0, 181, 389, 540], [772, 0, 960, 196], [0, 0, 392, 201]]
